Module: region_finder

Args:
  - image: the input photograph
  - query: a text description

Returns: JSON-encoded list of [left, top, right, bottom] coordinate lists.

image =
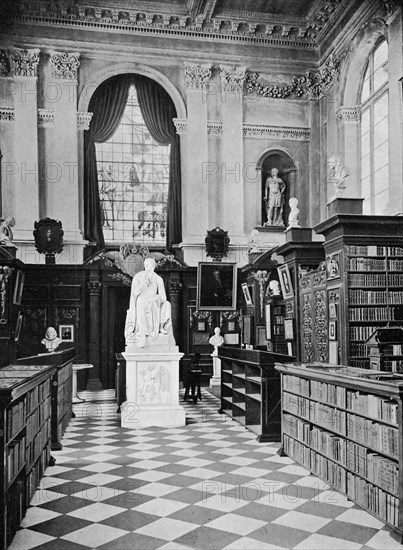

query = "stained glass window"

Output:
[[96, 86, 170, 245]]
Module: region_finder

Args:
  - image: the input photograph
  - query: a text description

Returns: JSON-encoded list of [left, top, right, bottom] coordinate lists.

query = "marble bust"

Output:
[[41, 326, 62, 352], [209, 327, 224, 356]]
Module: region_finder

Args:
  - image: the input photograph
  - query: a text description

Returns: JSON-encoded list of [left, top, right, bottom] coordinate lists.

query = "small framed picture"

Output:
[[59, 324, 74, 342], [284, 318, 294, 340], [227, 321, 236, 332], [277, 265, 294, 299], [197, 321, 206, 331], [224, 333, 239, 345], [256, 326, 267, 346], [329, 303, 337, 318], [193, 332, 209, 346], [14, 312, 23, 341], [13, 270, 25, 305], [241, 283, 253, 306], [329, 320, 337, 341], [265, 303, 272, 340]]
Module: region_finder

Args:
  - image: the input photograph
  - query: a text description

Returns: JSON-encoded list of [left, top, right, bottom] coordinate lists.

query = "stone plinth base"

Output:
[[327, 197, 364, 217], [121, 336, 185, 428], [209, 377, 221, 398]]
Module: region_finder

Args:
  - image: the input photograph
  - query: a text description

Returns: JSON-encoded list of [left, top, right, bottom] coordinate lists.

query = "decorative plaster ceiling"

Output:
[[2, 0, 348, 49]]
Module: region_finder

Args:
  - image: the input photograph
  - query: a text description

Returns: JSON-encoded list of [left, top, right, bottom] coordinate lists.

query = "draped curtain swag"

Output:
[[84, 73, 182, 250]]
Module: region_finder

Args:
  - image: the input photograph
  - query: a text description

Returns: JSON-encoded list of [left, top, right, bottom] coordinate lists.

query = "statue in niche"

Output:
[[0, 216, 17, 247], [264, 168, 286, 226], [209, 327, 224, 356], [41, 327, 62, 352], [124, 257, 171, 348]]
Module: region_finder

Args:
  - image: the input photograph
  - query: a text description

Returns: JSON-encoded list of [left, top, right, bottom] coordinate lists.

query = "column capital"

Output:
[[173, 118, 188, 135], [7, 48, 40, 77], [184, 62, 212, 90], [219, 65, 246, 94], [49, 51, 80, 80], [336, 106, 361, 122], [77, 111, 93, 130]]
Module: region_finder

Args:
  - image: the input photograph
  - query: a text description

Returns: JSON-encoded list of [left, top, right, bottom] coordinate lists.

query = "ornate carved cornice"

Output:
[[184, 62, 212, 90], [380, 0, 400, 18], [0, 107, 15, 122], [7, 48, 40, 77], [12, 1, 326, 48], [38, 109, 55, 127], [219, 65, 246, 93], [77, 111, 93, 130], [207, 120, 222, 135], [245, 53, 340, 100], [306, 0, 344, 39], [49, 51, 80, 80], [173, 118, 188, 135], [243, 124, 310, 141], [336, 106, 361, 122]]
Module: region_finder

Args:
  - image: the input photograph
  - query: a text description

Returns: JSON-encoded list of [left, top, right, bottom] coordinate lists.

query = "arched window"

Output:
[[360, 39, 389, 215], [95, 85, 170, 245]]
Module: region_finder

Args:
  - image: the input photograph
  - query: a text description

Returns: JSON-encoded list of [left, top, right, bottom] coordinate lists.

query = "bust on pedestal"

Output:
[[121, 258, 185, 427], [209, 327, 224, 397]]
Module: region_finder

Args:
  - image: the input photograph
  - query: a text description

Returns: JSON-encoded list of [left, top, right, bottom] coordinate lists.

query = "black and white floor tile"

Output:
[[9, 390, 402, 549]]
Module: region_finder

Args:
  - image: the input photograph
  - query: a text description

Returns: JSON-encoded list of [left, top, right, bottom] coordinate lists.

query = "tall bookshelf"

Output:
[[218, 347, 294, 442], [0, 366, 56, 550], [315, 214, 403, 368], [275, 362, 403, 539]]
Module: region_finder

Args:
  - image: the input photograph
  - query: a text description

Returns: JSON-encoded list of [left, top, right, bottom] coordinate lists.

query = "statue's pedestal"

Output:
[[121, 334, 185, 428], [209, 352, 221, 398]]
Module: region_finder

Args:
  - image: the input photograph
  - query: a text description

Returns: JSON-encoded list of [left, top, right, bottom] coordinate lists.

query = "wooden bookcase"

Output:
[[0, 365, 56, 550], [15, 347, 75, 450], [218, 347, 294, 442], [314, 214, 403, 368], [276, 362, 403, 540]]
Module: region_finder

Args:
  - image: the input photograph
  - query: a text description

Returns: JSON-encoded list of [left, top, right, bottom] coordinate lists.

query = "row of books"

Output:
[[380, 360, 403, 372], [283, 434, 310, 470], [6, 400, 25, 442], [310, 380, 346, 408], [311, 449, 347, 494], [345, 245, 386, 256], [26, 379, 51, 416], [5, 478, 25, 547], [282, 375, 309, 396], [310, 401, 346, 435], [26, 445, 50, 505], [283, 392, 310, 421], [348, 290, 388, 305], [349, 307, 390, 321], [284, 422, 399, 497], [388, 291, 403, 304], [347, 413, 398, 459], [348, 258, 386, 271], [350, 359, 370, 369], [26, 399, 51, 444], [6, 436, 26, 485], [350, 325, 381, 341], [347, 472, 398, 527], [388, 274, 403, 287], [348, 273, 386, 287], [388, 259, 403, 271], [26, 419, 51, 471], [346, 391, 398, 424], [350, 342, 367, 357]]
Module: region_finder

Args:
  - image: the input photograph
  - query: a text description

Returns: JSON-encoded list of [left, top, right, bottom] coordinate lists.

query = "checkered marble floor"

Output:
[[10, 390, 402, 550]]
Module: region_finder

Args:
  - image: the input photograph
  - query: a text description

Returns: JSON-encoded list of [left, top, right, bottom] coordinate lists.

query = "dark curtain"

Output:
[[84, 73, 182, 250], [84, 74, 132, 248], [133, 74, 181, 250]]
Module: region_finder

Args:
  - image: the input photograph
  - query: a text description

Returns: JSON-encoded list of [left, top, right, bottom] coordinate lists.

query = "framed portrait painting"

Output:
[[59, 324, 74, 342], [277, 264, 294, 299], [197, 262, 237, 311], [241, 283, 253, 306]]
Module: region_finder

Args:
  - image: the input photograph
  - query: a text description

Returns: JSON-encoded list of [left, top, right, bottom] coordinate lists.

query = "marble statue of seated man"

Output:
[[125, 257, 171, 348]]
